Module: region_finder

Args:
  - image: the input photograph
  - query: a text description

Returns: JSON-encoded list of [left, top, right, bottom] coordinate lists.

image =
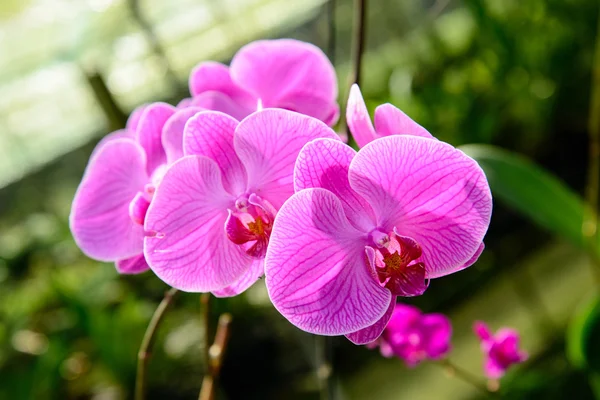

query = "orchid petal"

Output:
[[184, 111, 247, 195], [419, 314, 452, 359], [234, 109, 338, 209], [349, 135, 492, 278], [346, 298, 396, 345], [89, 129, 129, 162], [126, 104, 148, 133], [374, 103, 434, 139], [474, 321, 492, 341], [136, 102, 177, 174], [212, 260, 264, 298], [115, 254, 150, 274], [162, 107, 203, 164], [191, 91, 252, 121], [294, 138, 376, 232], [265, 188, 391, 335], [70, 139, 148, 261], [346, 84, 378, 148], [230, 39, 337, 122], [189, 61, 255, 107], [455, 242, 485, 272], [144, 156, 252, 292]]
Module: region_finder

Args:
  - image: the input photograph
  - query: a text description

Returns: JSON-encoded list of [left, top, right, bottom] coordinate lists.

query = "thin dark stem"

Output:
[[438, 359, 498, 398], [348, 0, 367, 88], [135, 287, 178, 400], [327, 0, 336, 65], [199, 313, 233, 400], [201, 293, 211, 366], [340, 0, 367, 138], [584, 4, 600, 286], [315, 336, 334, 400]]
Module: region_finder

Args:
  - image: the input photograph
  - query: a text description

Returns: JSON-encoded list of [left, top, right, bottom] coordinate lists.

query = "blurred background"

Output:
[[1, 0, 599, 398]]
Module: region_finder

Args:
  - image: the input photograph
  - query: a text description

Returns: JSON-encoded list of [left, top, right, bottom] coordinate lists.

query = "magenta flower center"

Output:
[[128, 184, 156, 225], [367, 230, 428, 297], [225, 194, 276, 258]]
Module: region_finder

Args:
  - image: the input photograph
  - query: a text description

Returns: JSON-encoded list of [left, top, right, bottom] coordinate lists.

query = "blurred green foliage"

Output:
[[1, 0, 600, 399]]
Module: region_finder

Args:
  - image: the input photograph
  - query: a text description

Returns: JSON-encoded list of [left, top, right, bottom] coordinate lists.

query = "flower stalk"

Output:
[[438, 359, 498, 398], [585, 4, 600, 285], [135, 287, 178, 400], [198, 313, 233, 400]]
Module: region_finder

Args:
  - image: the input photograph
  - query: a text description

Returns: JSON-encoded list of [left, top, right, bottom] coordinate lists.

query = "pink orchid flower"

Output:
[[187, 39, 339, 125], [143, 109, 339, 296], [474, 321, 528, 379], [346, 84, 433, 148], [265, 136, 491, 344], [368, 303, 451, 366], [70, 102, 203, 274]]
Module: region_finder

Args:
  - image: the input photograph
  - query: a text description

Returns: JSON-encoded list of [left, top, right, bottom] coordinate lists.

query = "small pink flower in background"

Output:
[[143, 109, 339, 296], [474, 321, 528, 379], [346, 84, 433, 148], [368, 304, 451, 367], [187, 39, 339, 125], [265, 133, 491, 344], [70, 102, 202, 274]]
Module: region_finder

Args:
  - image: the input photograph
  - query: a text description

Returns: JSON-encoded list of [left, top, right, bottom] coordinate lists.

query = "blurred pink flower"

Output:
[[265, 135, 491, 344], [368, 304, 452, 366], [474, 321, 528, 379], [70, 102, 202, 274], [143, 109, 339, 296], [187, 39, 339, 125], [346, 84, 433, 148]]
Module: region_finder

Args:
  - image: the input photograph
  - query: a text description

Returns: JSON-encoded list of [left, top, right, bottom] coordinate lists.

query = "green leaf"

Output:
[[567, 295, 600, 373], [460, 144, 587, 249]]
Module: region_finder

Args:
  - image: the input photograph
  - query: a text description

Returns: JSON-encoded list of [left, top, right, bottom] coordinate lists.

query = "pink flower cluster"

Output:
[[70, 39, 492, 344]]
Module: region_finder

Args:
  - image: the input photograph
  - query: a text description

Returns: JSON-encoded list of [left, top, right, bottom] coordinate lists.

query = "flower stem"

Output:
[[341, 0, 368, 137], [584, 4, 600, 286], [135, 287, 178, 400], [315, 336, 334, 399], [437, 359, 498, 398], [327, 0, 336, 66], [201, 293, 212, 365], [198, 313, 233, 400]]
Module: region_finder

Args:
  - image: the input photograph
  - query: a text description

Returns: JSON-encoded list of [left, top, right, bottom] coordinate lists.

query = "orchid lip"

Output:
[[365, 229, 429, 297], [225, 193, 276, 258]]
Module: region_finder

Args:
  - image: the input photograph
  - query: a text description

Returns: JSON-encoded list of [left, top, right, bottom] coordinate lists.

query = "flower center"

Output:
[[128, 184, 156, 225], [365, 229, 429, 297], [225, 193, 276, 258]]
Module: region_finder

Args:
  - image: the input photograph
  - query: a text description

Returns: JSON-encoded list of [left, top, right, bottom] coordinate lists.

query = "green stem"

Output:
[[135, 287, 178, 400], [438, 359, 498, 398]]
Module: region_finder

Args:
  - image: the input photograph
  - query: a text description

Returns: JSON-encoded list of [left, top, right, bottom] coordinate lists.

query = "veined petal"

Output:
[[346, 298, 396, 345], [374, 103, 434, 139], [294, 138, 376, 232], [230, 39, 337, 122], [144, 156, 252, 292], [184, 111, 247, 195], [189, 61, 255, 107], [162, 107, 203, 164], [212, 259, 264, 298], [455, 242, 485, 272], [115, 254, 150, 274], [349, 136, 492, 278], [191, 91, 253, 121], [136, 102, 177, 174], [234, 109, 339, 209], [70, 139, 148, 261], [265, 188, 391, 335], [346, 84, 377, 148]]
